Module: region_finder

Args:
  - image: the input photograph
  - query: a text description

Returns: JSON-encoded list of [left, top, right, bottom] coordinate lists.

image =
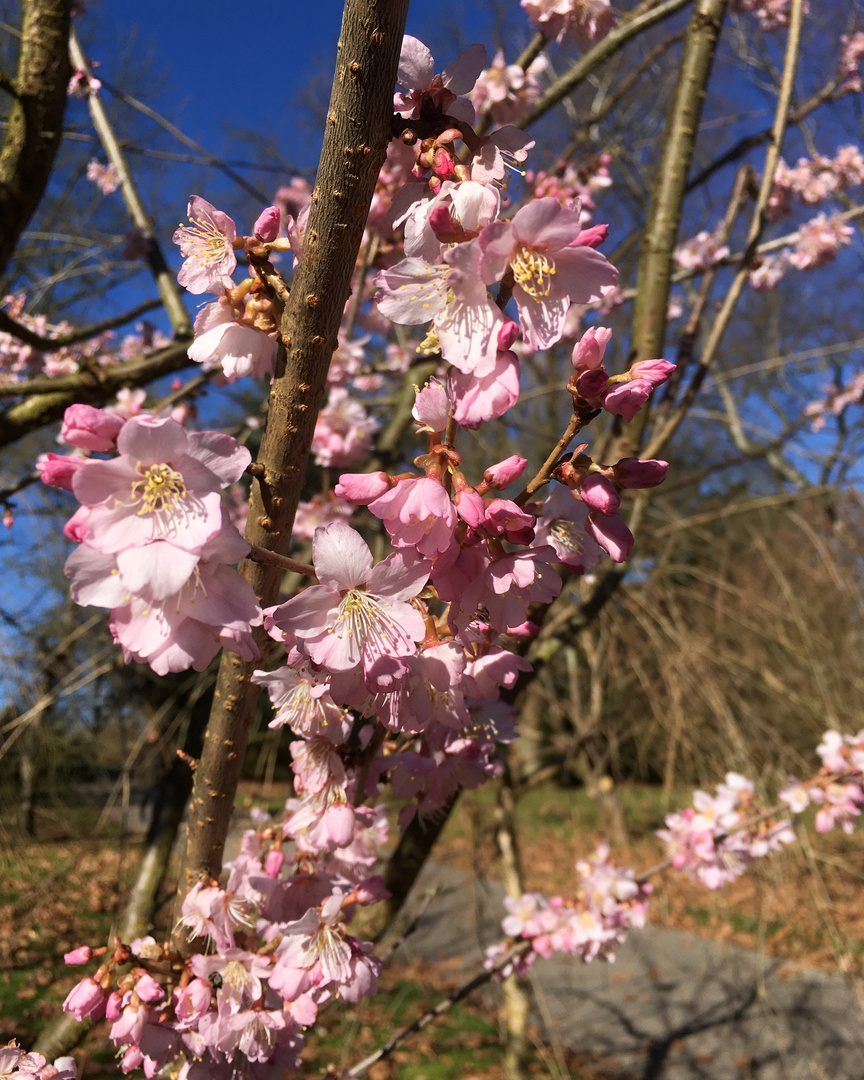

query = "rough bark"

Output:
[[171, 0, 411, 946], [0, 0, 71, 279]]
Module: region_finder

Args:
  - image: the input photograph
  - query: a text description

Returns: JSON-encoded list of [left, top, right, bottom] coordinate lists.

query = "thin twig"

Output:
[[68, 28, 190, 336], [0, 297, 163, 350]]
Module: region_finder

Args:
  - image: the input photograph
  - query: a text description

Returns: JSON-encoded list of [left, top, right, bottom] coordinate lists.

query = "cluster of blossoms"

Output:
[[529, 154, 612, 224], [469, 49, 547, 126], [0, 297, 169, 384], [174, 197, 289, 382], [48, 31, 678, 1080], [674, 229, 730, 272], [768, 146, 864, 221], [779, 729, 864, 834], [61, 793, 390, 1077], [657, 773, 794, 889], [0, 1046, 76, 1080], [729, 0, 807, 32], [41, 404, 262, 674], [520, 0, 616, 49], [488, 845, 651, 976], [804, 369, 864, 431], [839, 31, 864, 94]]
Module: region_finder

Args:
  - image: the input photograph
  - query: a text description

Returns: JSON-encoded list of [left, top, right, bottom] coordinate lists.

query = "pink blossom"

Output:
[[601, 379, 652, 421], [63, 977, 106, 1021], [788, 213, 853, 271], [674, 229, 729, 271], [579, 474, 619, 515], [479, 198, 618, 350], [412, 379, 451, 434], [188, 299, 277, 381], [448, 349, 521, 428], [264, 522, 430, 686], [63, 945, 92, 965], [394, 36, 487, 125], [470, 49, 546, 125], [368, 477, 458, 557], [173, 196, 238, 294], [839, 32, 864, 93], [311, 388, 379, 468], [334, 471, 392, 505], [72, 416, 249, 556], [571, 325, 612, 369], [533, 484, 601, 573], [38, 453, 85, 491], [629, 358, 675, 387], [86, 159, 119, 195], [376, 241, 503, 375], [521, 0, 616, 49], [586, 510, 633, 562]]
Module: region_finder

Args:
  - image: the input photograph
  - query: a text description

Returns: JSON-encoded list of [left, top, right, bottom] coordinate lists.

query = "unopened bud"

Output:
[[483, 455, 528, 488], [253, 206, 281, 243], [613, 458, 669, 489]]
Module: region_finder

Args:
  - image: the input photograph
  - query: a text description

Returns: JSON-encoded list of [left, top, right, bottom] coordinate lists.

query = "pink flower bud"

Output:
[[253, 205, 281, 242], [505, 619, 540, 638], [326, 802, 355, 847], [484, 499, 535, 544], [497, 320, 520, 351], [61, 404, 123, 452], [571, 223, 609, 248], [455, 487, 485, 528], [571, 327, 612, 370], [62, 977, 107, 1021], [613, 458, 669, 488], [105, 991, 123, 1021], [38, 453, 85, 491], [64, 946, 92, 965], [134, 973, 165, 1003], [586, 511, 633, 562], [629, 358, 675, 387], [602, 379, 652, 422], [63, 505, 89, 543], [335, 471, 392, 504], [579, 475, 620, 516], [264, 848, 285, 878], [484, 455, 528, 488], [575, 368, 609, 398], [120, 1047, 144, 1074]]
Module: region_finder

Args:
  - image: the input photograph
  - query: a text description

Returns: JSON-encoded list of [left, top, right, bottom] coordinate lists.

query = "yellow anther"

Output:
[[511, 247, 555, 300]]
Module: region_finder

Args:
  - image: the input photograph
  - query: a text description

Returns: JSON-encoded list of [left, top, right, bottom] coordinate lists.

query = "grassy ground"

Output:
[[2, 779, 863, 1076]]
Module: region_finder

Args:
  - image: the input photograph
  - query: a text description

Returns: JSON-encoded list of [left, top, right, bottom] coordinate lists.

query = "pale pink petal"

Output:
[[397, 36, 435, 89], [313, 522, 374, 589]]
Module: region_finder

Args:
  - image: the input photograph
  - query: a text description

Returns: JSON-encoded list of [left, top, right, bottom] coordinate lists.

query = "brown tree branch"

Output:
[[171, 0, 411, 947], [0, 0, 71, 278]]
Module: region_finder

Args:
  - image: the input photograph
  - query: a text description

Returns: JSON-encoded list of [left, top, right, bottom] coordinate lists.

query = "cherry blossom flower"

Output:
[[533, 484, 601, 572], [376, 241, 503, 375], [394, 36, 487, 125], [86, 159, 119, 195], [311, 388, 379, 467], [71, 415, 249, 557], [367, 476, 458, 557], [264, 522, 430, 687], [479, 198, 618, 349], [173, 196, 238, 294], [449, 349, 521, 428], [521, 0, 616, 49], [188, 296, 278, 381]]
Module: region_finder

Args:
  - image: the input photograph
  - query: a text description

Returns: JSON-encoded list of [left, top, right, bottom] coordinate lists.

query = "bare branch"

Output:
[[68, 27, 191, 335]]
